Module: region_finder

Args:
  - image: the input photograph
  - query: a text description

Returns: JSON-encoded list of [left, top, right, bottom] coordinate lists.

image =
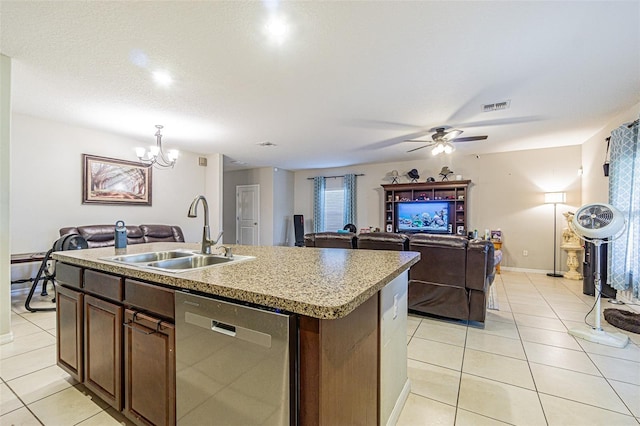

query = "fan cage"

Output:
[[572, 203, 625, 239]]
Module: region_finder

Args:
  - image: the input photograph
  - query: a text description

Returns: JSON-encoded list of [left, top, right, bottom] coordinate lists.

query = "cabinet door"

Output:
[[123, 309, 176, 426], [84, 295, 123, 410], [56, 285, 84, 382]]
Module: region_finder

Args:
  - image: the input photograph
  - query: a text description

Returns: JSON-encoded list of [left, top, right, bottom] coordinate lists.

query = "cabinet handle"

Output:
[[123, 311, 163, 335], [123, 321, 156, 335]]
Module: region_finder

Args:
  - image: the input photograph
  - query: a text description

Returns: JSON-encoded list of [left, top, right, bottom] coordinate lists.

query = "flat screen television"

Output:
[[396, 201, 451, 234]]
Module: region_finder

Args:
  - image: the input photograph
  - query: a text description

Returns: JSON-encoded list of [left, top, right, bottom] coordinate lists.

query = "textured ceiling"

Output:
[[1, 1, 639, 170]]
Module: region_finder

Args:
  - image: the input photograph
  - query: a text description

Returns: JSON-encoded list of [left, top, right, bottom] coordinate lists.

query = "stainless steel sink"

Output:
[[102, 250, 253, 273], [109, 250, 194, 263], [149, 255, 233, 270]]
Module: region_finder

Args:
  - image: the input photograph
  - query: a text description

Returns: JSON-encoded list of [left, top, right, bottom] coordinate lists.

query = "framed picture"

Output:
[[82, 154, 152, 205]]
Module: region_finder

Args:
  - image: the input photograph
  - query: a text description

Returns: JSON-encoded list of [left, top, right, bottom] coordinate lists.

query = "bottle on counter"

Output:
[[115, 220, 127, 249]]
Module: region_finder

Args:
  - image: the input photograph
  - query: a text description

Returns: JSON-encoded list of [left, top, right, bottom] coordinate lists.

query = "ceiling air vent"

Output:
[[482, 100, 511, 113], [258, 141, 277, 147]]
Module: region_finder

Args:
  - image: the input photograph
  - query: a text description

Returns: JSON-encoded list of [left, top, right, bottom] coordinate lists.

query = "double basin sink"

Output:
[[102, 249, 254, 273]]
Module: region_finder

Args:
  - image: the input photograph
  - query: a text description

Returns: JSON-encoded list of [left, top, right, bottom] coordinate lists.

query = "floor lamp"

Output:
[[545, 192, 566, 277]]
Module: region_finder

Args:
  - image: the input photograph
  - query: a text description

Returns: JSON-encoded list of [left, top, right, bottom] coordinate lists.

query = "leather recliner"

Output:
[[408, 234, 496, 323], [59, 224, 185, 248], [357, 232, 409, 251], [303, 232, 357, 249]]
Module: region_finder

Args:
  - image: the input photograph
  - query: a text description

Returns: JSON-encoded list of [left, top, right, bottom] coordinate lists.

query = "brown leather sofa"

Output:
[[356, 232, 409, 251], [304, 232, 357, 249], [408, 234, 496, 323], [59, 224, 185, 248]]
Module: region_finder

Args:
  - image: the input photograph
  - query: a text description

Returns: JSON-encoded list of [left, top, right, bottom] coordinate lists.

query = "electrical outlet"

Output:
[[523, 249, 529, 257]]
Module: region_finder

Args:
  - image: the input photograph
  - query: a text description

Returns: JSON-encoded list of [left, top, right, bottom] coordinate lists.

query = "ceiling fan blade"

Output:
[[443, 129, 463, 141], [404, 138, 431, 142], [451, 135, 488, 143], [407, 145, 430, 153]]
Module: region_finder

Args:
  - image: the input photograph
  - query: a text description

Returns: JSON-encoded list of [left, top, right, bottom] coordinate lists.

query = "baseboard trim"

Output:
[[0, 331, 14, 345], [500, 266, 554, 274], [386, 378, 411, 426]]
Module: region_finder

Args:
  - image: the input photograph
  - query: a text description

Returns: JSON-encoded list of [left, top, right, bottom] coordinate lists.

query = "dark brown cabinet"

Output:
[[382, 180, 471, 234], [56, 284, 84, 382], [123, 310, 176, 426], [56, 263, 175, 425], [84, 294, 123, 410]]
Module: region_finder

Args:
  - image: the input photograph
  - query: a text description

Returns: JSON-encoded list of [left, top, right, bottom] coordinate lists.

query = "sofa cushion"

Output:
[[409, 234, 468, 288], [140, 224, 185, 243], [357, 232, 409, 251], [313, 232, 357, 249]]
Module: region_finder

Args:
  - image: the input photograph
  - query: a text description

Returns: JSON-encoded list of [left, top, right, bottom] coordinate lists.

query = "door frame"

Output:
[[236, 184, 260, 245]]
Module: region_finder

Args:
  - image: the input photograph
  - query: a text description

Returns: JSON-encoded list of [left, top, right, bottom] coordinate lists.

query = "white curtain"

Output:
[[608, 117, 639, 298]]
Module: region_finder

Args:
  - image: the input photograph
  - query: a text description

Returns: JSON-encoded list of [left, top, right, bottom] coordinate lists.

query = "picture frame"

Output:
[[491, 229, 502, 242], [82, 154, 152, 205]]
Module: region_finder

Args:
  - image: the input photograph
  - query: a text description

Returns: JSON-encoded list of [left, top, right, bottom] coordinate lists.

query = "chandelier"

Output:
[[136, 125, 179, 168]]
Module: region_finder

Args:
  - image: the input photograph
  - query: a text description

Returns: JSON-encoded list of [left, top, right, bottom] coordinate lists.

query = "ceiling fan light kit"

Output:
[[567, 203, 629, 348], [405, 126, 487, 154]]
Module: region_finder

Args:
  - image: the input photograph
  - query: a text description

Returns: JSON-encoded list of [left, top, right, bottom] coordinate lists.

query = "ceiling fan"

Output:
[[405, 127, 488, 155]]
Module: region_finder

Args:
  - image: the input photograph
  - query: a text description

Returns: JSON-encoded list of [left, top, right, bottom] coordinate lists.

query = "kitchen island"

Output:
[[53, 242, 419, 426]]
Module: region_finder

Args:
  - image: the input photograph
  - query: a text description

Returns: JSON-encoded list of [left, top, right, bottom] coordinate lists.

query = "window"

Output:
[[323, 177, 345, 232], [312, 174, 357, 233]]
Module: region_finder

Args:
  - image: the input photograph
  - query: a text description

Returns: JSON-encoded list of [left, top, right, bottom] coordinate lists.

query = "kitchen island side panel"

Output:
[[299, 293, 379, 425]]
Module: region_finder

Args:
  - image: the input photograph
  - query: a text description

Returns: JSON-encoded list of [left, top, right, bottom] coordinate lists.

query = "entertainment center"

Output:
[[382, 180, 470, 235]]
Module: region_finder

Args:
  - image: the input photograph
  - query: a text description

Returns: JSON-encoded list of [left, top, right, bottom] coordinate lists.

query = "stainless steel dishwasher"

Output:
[[175, 291, 296, 425]]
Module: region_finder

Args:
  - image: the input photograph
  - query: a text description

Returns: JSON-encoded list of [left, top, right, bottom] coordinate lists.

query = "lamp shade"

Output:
[[544, 192, 566, 204]]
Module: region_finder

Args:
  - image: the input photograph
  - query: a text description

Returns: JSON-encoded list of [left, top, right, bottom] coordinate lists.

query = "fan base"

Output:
[[568, 326, 628, 348]]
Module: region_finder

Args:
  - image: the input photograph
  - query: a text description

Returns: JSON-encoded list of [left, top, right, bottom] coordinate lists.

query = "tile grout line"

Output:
[[504, 272, 551, 426]]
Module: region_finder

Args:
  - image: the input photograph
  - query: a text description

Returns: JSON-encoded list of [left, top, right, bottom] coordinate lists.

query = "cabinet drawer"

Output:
[[84, 269, 123, 302], [124, 279, 174, 321], [56, 263, 83, 289]]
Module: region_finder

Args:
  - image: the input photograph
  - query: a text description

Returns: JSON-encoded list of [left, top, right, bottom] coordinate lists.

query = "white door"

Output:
[[236, 184, 260, 245]]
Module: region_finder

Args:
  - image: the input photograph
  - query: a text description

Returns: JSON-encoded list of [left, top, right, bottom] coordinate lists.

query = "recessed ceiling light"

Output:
[[264, 15, 289, 44], [152, 70, 173, 86]]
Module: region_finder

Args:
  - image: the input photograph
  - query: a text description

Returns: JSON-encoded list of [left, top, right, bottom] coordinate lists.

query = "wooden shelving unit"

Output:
[[382, 180, 471, 234]]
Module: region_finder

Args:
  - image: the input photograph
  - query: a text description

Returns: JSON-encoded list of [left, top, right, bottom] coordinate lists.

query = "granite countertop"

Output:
[[52, 242, 419, 319]]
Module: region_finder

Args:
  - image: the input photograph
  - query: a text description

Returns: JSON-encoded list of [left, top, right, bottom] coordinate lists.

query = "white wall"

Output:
[[10, 114, 210, 255], [204, 153, 224, 239], [581, 101, 640, 205], [223, 166, 294, 246], [1, 55, 12, 343], [294, 145, 583, 272], [273, 168, 295, 246]]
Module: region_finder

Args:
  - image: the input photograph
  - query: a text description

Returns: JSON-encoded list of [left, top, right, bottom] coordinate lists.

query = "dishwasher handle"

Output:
[[211, 320, 236, 337], [184, 311, 272, 348]]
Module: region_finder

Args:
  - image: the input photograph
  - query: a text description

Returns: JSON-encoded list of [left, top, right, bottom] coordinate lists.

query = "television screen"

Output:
[[396, 201, 450, 233]]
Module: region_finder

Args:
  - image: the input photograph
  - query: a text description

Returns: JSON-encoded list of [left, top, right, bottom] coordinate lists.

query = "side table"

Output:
[[491, 240, 502, 274]]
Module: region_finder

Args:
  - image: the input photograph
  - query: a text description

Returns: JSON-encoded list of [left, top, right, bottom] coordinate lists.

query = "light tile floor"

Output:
[[2, 272, 640, 425], [399, 271, 640, 426]]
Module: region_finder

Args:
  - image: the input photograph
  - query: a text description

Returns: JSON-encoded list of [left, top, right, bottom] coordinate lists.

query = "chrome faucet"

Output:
[[187, 195, 223, 254]]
